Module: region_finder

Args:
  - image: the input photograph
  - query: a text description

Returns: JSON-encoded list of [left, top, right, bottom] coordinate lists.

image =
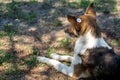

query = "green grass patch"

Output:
[[0, 50, 14, 65], [25, 55, 38, 67], [3, 24, 18, 36], [0, 42, 4, 46], [46, 47, 55, 58], [3, 63, 23, 80], [64, 0, 117, 13], [51, 19, 62, 27], [113, 19, 120, 24], [1, 1, 37, 22], [38, 63, 47, 67], [111, 39, 119, 47], [24, 10, 36, 22], [58, 37, 71, 48], [5, 63, 19, 74], [67, 0, 92, 9], [24, 47, 41, 67], [0, 31, 7, 38], [32, 47, 41, 56], [29, 0, 38, 4], [1, 1, 24, 19], [94, 0, 117, 13], [40, 0, 53, 10]]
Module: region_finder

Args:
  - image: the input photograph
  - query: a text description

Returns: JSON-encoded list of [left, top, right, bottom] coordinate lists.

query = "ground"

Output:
[[0, 0, 120, 80]]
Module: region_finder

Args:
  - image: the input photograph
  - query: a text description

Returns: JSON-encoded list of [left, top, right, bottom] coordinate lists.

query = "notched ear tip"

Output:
[[89, 3, 94, 7], [85, 2, 96, 17]]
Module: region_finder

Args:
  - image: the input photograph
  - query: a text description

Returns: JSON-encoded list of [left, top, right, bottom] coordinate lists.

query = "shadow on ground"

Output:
[[0, 0, 120, 80]]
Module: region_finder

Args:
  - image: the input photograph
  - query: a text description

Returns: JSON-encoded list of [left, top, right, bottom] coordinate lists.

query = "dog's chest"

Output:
[[74, 32, 96, 55], [74, 34, 112, 55], [74, 38, 86, 55]]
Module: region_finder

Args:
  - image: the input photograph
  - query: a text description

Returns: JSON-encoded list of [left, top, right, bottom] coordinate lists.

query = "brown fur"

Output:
[[73, 64, 85, 78], [72, 64, 83, 78], [65, 3, 120, 80], [72, 46, 120, 80], [81, 47, 120, 80], [73, 63, 91, 79], [65, 3, 101, 38]]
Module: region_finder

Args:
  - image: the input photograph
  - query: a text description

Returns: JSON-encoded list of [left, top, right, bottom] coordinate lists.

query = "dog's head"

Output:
[[65, 3, 101, 38]]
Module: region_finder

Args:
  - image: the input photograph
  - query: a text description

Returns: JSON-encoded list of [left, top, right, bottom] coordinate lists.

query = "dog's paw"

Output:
[[37, 56, 47, 62], [50, 53, 60, 60]]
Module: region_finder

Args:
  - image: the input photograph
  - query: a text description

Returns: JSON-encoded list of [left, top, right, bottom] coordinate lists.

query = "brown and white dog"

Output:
[[37, 3, 120, 80]]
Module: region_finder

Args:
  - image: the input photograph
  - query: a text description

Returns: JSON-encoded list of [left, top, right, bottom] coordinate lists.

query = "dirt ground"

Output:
[[0, 0, 120, 80]]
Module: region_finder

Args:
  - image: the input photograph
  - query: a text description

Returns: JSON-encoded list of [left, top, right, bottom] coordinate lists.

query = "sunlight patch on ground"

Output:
[[53, 2, 62, 7], [15, 43, 33, 58], [58, 17, 69, 26], [25, 66, 49, 80], [0, 37, 11, 51], [13, 35, 34, 44]]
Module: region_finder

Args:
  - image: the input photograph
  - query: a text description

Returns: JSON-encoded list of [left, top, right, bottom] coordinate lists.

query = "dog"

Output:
[[37, 3, 120, 80]]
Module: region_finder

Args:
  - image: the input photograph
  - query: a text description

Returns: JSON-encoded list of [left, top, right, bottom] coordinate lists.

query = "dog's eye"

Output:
[[76, 18, 82, 23]]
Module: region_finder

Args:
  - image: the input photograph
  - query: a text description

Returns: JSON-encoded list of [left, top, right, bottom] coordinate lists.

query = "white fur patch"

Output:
[[71, 54, 82, 65], [37, 30, 112, 79], [50, 53, 73, 62], [37, 56, 73, 77], [97, 38, 112, 49], [74, 31, 112, 55]]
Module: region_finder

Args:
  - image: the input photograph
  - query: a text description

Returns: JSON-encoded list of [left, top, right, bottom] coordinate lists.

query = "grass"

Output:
[[0, 46, 40, 79], [111, 39, 119, 47], [24, 55, 38, 67], [58, 37, 71, 48], [23, 10, 37, 23], [29, 0, 38, 4], [1, 1, 23, 19], [24, 47, 41, 67], [3, 24, 18, 34], [0, 50, 14, 65], [0, 0, 119, 80], [46, 47, 55, 58], [32, 47, 41, 56], [51, 19, 62, 27], [27, 11, 36, 21], [0, 31, 7, 38], [68, 0, 91, 9], [2, 63, 23, 80], [0, 0, 37, 24], [0, 42, 4, 46], [59, 0, 117, 13]]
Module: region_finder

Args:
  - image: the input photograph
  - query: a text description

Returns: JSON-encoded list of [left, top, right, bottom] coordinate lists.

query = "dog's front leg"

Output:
[[50, 53, 73, 62], [37, 56, 73, 77]]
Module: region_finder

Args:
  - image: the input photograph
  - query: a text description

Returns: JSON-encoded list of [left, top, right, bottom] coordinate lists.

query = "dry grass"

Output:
[[0, 0, 120, 80]]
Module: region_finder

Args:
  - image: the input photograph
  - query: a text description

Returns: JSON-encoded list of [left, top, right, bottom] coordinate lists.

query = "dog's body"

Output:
[[37, 3, 120, 80]]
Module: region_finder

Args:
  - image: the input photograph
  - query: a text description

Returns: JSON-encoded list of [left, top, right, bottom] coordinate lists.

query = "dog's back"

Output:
[[81, 47, 120, 80]]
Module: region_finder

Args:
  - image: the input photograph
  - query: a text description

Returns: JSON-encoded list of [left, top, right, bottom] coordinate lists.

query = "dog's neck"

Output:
[[74, 31, 112, 55]]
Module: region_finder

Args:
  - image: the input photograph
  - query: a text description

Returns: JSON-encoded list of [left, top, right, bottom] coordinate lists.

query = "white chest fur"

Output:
[[74, 31, 112, 55]]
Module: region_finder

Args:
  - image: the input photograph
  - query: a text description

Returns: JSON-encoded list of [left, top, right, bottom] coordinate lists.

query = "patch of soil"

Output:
[[0, 0, 120, 80]]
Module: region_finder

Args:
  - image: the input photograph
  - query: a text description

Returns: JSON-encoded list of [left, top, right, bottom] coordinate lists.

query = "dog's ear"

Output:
[[67, 15, 77, 24], [85, 3, 96, 17]]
